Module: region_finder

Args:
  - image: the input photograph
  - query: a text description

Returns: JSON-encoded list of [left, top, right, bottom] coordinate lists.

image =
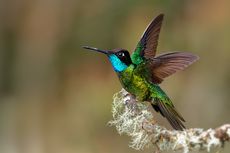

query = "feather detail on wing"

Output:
[[131, 14, 164, 65], [149, 52, 199, 84]]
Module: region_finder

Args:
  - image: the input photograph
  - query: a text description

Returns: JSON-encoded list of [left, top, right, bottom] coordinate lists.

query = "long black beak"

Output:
[[82, 46, 110, 54]]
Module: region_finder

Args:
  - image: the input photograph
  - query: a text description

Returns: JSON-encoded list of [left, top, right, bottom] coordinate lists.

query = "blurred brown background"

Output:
[[0, 0, 230, 153]]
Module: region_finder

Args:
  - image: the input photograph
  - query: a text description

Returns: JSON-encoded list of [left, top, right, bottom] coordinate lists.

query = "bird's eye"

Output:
[[117, 52, 125, 57]]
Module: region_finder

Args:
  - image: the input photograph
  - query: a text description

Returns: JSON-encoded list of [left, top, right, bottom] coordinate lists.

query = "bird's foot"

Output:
[[124, 93, 137, 111]]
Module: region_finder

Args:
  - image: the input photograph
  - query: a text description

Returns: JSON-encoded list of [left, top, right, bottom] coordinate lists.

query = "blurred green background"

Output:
[[0, 0, 230, 153]]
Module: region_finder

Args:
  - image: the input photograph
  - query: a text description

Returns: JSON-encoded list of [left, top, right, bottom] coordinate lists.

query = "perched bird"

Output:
[[83, 14, 199, 130]]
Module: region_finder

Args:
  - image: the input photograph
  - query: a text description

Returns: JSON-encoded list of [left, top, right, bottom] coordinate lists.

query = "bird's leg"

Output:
[[124, 92, 137, 111]]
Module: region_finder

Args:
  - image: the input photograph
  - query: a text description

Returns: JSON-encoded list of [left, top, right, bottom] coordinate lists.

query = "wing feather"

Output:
[[131, 14, 164, 65], [149, 52, 199, 84]]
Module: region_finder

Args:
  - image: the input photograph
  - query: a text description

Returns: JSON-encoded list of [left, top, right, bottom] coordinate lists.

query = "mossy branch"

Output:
[[108, 89, 230, 153]]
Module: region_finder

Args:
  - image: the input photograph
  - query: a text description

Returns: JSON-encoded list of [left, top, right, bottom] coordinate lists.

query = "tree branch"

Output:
[[108, 89, 230, 153]]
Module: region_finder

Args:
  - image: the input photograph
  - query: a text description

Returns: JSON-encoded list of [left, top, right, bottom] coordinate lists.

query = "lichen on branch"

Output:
[[108, 89, 230, 153]]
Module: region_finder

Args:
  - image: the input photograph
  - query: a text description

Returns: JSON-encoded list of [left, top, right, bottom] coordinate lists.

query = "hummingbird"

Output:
[[83, 14, 199, 130]]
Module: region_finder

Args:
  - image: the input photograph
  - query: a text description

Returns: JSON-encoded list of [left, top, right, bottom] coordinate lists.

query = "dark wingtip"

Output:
[[156, 13, 164, 20], [188, 54, 200, 63]]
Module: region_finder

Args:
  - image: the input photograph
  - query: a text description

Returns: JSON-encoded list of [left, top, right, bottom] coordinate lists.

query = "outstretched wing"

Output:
[[131, 14, 164, 65], [149, 52, 199, 84]]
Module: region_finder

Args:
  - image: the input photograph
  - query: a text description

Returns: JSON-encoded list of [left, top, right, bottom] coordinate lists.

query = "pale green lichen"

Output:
[[108, 89, 153, 150], [108, 89, 230, 153]]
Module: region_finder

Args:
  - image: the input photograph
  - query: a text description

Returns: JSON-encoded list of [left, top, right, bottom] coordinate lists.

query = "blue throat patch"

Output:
[[108, 54, 128, 72]]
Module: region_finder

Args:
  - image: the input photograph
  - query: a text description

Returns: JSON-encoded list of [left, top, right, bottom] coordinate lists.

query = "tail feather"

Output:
[[152, 99, 185, 130], [170, 107, 185, 122]]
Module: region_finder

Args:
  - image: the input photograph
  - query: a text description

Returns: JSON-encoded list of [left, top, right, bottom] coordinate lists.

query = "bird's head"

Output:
[[83, 46, 132, 72]]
